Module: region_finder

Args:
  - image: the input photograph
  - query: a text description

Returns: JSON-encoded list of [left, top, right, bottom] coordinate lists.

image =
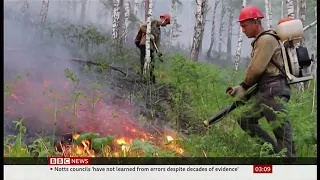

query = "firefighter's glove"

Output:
[[228, 85, 247, 101]]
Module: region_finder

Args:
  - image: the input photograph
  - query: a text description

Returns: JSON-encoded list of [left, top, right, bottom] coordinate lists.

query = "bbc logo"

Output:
[[49, 158, 70, 165]]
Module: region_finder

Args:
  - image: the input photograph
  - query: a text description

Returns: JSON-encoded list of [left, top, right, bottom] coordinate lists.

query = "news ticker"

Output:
[[4, 164, 317, 180]]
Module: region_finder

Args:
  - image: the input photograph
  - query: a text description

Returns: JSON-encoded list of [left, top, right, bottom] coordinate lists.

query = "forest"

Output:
[[4, 0, 317, 158]]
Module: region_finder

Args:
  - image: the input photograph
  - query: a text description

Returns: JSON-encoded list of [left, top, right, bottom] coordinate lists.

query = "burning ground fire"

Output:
[[4, 74, 185, 157]]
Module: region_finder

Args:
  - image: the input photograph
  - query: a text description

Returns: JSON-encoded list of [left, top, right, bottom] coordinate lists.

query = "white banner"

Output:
[[4, 165, 317, 180]]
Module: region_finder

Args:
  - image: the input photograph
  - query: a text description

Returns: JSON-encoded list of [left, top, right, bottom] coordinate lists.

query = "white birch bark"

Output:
[[190, 0, 207, 61], [206, 0, 220, 58], [20, 0, 29, 16], [286, 0, 295, 18], [303, 20, 317, 31], [299, 0, 306, 25], [143, 0, 153, 75], [39, 0, 50, 24], [264, 0, 272, 29], [130, 0, 139, 22], [169, 0, 176, 44], [133, 0, 138, 17], [218, 1, 227, 54], [112, 0, 121, 41], [281, 0, 284, 18], [122, 0, 130, 42], [144, 0, 149, 21], [296, 0, 300, 18], [226, 5, 234, 60], [233, 0, 246, 73]]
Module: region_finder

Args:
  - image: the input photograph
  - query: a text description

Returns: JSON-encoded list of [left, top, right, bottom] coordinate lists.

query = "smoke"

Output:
[[4, 10, 83, 132], [3, 10, 173, 145]]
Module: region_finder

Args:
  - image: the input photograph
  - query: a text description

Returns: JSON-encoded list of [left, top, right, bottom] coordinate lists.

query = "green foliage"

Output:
[[156, 54, 316, 157]]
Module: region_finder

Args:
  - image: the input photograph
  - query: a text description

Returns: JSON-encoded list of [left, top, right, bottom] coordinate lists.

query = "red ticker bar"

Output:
[[253, 164, 273, 174]]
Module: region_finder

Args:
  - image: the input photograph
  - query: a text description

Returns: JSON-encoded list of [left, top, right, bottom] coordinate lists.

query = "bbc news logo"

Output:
[[48, 157, 90, 165]]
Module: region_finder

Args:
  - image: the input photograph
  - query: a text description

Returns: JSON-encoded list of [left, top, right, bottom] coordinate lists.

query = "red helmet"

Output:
[[238, 6, 264, 22], [160, 13, 171, 24]]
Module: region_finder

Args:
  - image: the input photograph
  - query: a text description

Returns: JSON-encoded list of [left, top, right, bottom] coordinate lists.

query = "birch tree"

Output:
[[206, 0, 220, 58], [112, 0, 121, 42], [79, 0, 87, 24], [144, 0, 149, 21], [281, 0, 284, 18], [286, 0, 294, 18], [264, 0, 272, 29], [218, 1, 227, 54], [233, 0, 246, 73], [122, 0, 130, 42], [298, 0, 306, 25], [190, 0, 207, 61], [169, 0, 182, 45], [39, 0, 49, 24], [143, 0, 153, 75], [227, 1, 235, 61], [20, 0, 29, 16], [132, 0, 138, 17]]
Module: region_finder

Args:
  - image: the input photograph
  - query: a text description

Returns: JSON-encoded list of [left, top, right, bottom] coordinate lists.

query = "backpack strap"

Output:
[[252, 30, 287, 78]]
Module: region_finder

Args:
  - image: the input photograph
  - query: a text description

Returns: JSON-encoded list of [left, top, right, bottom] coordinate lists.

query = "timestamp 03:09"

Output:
[[253, 165, 273, 174]]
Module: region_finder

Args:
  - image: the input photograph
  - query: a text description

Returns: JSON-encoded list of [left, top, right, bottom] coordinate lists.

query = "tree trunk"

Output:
[[73, 0, 78, 22], [206, 0, 220, 58], [296, 0, 300, 18], [21, 0, 29, 16], [233, 0, 247, 73], [264, 0, 272, 29], [133, 0, 138, 17], [281, 0, 284, 18], [312, 2, 317, 76], [190, 0, 207, 61], [218, 1, 227, 54], [39, 0, 50, 24], [79, 0, 87, 24], [299, 0, 306, 24], [199, 1, 209, 54], [169, 0, 175, 45], [143, 0, 153, 75], [122, 0, 130, 43], [112, 0, 121, 42], [144, 0, 149, 21], [286, 0, 295, 18], [226, 6, 234, 61]]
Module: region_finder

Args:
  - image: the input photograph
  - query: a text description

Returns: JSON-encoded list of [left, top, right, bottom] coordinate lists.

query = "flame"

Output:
[[166, 136, 174, 142], [5, 77, 185, 157]]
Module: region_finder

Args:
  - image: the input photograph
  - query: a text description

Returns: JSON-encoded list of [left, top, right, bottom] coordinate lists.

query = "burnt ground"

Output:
[[4, 60, 203, 147]]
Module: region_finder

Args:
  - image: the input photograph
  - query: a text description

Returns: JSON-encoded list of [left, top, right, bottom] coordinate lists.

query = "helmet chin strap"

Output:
[[160, 19, 166, 26]]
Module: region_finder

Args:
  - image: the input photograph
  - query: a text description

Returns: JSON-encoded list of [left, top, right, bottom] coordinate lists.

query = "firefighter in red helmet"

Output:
[[135, 14, 170, 84], [228, 5, 296, 157]]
